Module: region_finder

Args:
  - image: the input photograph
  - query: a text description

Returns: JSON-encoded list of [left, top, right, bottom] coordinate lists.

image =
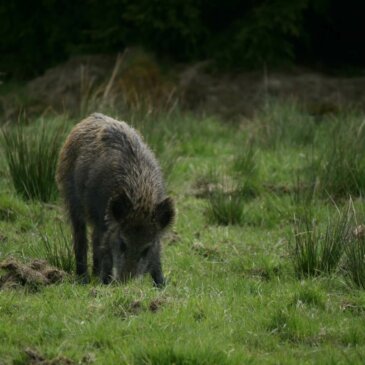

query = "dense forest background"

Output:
[[0, 0, 364, 79]]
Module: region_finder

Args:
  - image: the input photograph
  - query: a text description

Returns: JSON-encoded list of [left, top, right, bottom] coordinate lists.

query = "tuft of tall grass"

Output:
[[232, 144, 257, 177], [255, 100, 316, 149], [1, 122, 65, 202], [205, 144, 261, 226], [290, 211, 352, 277], [31, 225, 75, 273], [0, 194, 29, 222], [206, 190, 245, 226], [306, 115, 365, 198], [231, 143, 261, 198], [283, 176, 317, 224], [344, 234, 365, 290], [290, 284, 326, 309], [205, 176, 246, 225], [267, 307, 318, 343]]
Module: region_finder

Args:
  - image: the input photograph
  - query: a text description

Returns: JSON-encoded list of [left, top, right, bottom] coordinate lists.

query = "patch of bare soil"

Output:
[[0, 258, 67, 290], [192, 178, 237, 199], [114, 297, 167, 319], [191, 241, 223, 261], [148, 298, 165, 313]]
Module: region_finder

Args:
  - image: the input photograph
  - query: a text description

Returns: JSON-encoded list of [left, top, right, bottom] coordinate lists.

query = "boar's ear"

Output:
[[109, 192, 132, 221], [154, 197, 175, 230]]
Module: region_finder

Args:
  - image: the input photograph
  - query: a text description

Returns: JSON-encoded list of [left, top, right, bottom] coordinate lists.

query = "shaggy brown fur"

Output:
[[56, 113, 174, 285]]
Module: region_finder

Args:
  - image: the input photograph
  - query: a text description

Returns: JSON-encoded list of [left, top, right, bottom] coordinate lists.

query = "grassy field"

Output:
[[1, 102, 365, 364]]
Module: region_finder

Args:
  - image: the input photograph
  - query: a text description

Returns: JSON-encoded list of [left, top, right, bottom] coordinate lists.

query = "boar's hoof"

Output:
[[76, 274, 90, 285]]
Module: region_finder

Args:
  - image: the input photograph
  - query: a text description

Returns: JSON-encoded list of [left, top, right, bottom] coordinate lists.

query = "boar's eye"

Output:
[[120, 240, 127, 253]]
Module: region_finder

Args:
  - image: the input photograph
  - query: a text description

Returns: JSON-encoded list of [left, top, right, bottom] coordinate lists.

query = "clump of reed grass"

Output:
[[305, 115, 365, 198], [290, 210, 352, 278], [255, 100, 316, 148], [205, 175, 246, 225], [204, 143, 261, 226], [344, 234, 365, 289], [231, 143, 261, 199], [343, 202, 365, 289], [32, 225, 75, 274], [1, 122, 65, 202]]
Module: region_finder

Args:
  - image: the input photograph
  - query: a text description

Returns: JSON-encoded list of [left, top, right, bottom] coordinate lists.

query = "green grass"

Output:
[[1, 102, 365, 364]]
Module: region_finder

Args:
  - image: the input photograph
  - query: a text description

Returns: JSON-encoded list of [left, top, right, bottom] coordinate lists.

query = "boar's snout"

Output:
[[116, 252, 141, 282]]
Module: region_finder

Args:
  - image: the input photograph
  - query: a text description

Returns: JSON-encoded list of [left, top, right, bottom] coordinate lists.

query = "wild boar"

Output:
[[56, 113, 174, 286]]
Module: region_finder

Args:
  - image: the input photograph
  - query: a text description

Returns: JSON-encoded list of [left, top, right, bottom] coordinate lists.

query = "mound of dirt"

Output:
[[148, 298, 165, 313], [3, 51, 365, 121], [24, 348, 75, 365], [0, 258, 67, 290], [26, 54, 115, 114], [23, 49, 176, 116], [180, 64, 365, 118]]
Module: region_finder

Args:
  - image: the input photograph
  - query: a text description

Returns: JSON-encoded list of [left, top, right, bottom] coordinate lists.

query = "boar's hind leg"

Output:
[[70, 207, 88, 282], [92, 226, 105, 276]]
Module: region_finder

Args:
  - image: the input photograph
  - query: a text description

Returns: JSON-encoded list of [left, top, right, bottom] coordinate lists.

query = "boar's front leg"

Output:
[[100, 250, 113, 284], [151, 267, 165, 288], [149, 241, 165, 288], [92, 225, 106, 276]]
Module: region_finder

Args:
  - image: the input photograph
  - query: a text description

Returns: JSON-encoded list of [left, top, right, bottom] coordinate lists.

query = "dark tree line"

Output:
[[1, 0, 364, 79]]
